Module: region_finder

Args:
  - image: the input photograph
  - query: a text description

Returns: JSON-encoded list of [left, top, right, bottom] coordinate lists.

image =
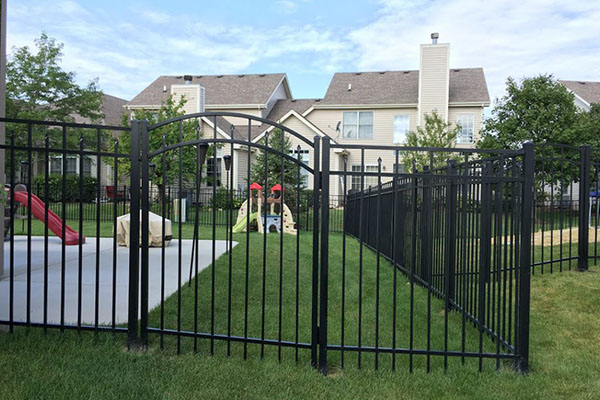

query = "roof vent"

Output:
[[453, 69, 461, 72], [403, 71, 410, 74], [238, 74, 245, 77], [291, 99, 297, 102], [184, 75, 193, 84], [348, 84, 352, 92], [431, 32, 439, 44], [379, 71, 385, 74], [259, 74, 265, 77], [162, 85, 167, 93], [176, 76, 183, 79], [579, 81, 587, 85], [217, 75, 223, 78], [355, 72, 361, 75], [196, 75, 203, 78], [315, 99, 321, 102]]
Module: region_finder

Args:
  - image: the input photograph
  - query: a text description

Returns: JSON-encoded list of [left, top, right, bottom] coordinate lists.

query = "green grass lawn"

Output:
[[2, 222, 600, 398]]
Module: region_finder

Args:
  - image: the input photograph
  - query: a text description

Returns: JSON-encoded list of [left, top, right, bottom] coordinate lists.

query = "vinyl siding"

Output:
[[418, 44, 450, 122]]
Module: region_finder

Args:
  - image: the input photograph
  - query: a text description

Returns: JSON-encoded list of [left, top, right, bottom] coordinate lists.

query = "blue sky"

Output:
[[7, 0, 600, 104]]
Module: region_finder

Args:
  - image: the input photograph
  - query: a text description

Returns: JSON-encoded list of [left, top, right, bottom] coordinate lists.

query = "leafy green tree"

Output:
[[478, 75, 593, 194], [108, 96, 209, 199], [6, 33, 103, 148], [478, 75, 584, 149], [404, 111, 460, 171], [251, 128, 305, 190]]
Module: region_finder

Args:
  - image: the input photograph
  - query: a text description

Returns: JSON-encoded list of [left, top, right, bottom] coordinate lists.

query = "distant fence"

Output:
[[15, 184, 346, 233]]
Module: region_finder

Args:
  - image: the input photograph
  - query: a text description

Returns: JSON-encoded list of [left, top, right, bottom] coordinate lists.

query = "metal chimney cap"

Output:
[[183, 74, 193, 84], [431, 32, 439, 44]]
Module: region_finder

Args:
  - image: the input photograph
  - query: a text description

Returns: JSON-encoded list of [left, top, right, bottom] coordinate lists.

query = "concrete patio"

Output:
[[0, 236, 236, 326]]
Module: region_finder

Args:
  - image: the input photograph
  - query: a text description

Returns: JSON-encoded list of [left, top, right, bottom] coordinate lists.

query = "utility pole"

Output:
[[0, 0, 6, 277]]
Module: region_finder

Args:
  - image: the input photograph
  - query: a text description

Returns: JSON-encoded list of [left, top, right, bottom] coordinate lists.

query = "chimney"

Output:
[[418, 33, 450, 125]]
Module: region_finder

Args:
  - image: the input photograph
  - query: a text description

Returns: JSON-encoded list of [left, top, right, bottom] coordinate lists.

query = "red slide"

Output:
[[12, 191, 85, 245]]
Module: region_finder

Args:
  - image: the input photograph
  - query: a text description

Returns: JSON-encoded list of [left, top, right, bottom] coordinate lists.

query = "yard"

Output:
[[2, 221, 600, 399]]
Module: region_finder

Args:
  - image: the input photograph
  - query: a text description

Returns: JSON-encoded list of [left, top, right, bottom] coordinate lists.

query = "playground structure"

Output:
[[4, 184, 85, 245], [232, 182, 296, 235]]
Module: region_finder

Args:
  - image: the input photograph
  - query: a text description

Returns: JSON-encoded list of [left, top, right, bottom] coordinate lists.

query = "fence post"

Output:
[[128, 120, 141, 350], [517, 142, 534, 373], [319, 137, 330, 374], [421, 166, 432, 282], [139, 120, 149, 348], [310, 136, 320, 368], [445, 160, 458, 307], [578, 145, 591, 271]]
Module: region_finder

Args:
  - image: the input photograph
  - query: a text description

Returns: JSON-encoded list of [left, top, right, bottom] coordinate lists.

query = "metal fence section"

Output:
[[333, 142, 533, 373], [0, 117, 132, 334]]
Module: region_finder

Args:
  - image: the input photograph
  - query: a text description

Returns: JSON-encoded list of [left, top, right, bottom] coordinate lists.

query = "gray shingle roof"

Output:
[[560, 80, 600, 105], [128, 74, 287, 107], [208, 99, 321, 141], [322, 68, 489, 105], [73, 93, 128, 126], [264, 99, 319, 121]]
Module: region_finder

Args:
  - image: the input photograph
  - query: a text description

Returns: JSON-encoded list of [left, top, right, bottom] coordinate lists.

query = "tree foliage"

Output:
[[404, 111, 460, 171], [108, 96, 208, 192], [478, 75, 596, 190], [478, 75, 585, 149], [250, 128, 306, 190], [6, 33, 103, 148]]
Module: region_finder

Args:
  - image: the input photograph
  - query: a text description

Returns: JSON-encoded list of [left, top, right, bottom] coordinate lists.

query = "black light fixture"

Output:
[[198, 143, 209, 167], [149, 163, 156, 177], [223, 154, 232, 172], [20, 160, 29, 186]]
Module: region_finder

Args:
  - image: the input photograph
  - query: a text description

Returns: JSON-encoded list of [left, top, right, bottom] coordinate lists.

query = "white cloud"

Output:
[[6, 0, 600, 103], [275, 1, 299, 14], [348, 0, 600, 102], [7, 1, 350, 100]]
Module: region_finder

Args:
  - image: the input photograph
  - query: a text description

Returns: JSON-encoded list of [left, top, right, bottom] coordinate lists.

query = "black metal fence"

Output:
[[14, 185, 346, 233], [3, 114, 569, 377], [335, 143, 532, 372]]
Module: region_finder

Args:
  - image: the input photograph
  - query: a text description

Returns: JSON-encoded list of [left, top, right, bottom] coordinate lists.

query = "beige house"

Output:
[[126, 35, 490, 197], [560, 80, 600, 111]]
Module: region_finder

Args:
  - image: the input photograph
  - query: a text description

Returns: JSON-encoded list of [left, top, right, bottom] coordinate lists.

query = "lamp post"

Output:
[[223, 154, 232, 252], [20, 160, 29, 189], [188, 143, 209, 284], [149, 163, 156, 206]]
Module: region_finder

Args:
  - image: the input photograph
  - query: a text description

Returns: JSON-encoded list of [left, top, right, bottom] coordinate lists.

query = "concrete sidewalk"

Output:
[[0, 236, 236, 325]]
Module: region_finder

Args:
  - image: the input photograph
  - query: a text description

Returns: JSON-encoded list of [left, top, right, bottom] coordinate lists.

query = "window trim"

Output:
[[343, 111, 374, 139], [456, 113, 475, 144], [350, 163, 379, 191], [393, 114, 410, 144]]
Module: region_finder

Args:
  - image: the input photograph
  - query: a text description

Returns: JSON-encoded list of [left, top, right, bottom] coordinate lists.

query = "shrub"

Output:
[[33, 174, 98, 202]]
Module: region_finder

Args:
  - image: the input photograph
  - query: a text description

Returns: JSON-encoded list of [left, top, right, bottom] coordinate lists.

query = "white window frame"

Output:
[[350, 163, 378, 191], [456, 114, 475, 144], [289, 148, 310, 188], [393, 115, 410, 144], [343, 111, 374, 139]]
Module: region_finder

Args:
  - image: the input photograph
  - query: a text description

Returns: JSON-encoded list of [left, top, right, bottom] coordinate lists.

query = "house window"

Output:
[[206, 147, 223, 187], [82, 157, 93, 176], [456, 114, 474, 144], [393, 163, 405, 174], [343, 111, 373, 139], [289, 148, 310, 187], [50, 156, 77, 175], [393, 115, 410, 144], [350, 164, 378, 191]]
